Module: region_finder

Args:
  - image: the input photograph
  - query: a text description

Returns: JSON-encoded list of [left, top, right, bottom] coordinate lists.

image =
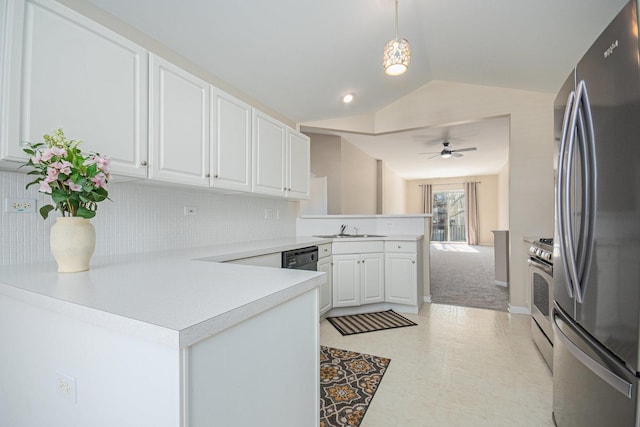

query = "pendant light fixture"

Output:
[[383, 0, 410, 76]]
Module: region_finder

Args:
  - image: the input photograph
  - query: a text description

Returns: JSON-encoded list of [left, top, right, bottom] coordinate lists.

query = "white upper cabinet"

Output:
[[286, 129, 310, 199], [3, 0, 148, 177], [0, 0, 8, 152], [252, 109, 311, 199], [149, 54, 209, 186], [210, 87, 251, 192], [252, 109, 286, 197]]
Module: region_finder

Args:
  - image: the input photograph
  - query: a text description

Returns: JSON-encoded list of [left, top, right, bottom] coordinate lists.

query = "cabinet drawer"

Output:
[[332, 241, 384, 254], [384, 241, 417, 253], [318, 243, 332, 258]]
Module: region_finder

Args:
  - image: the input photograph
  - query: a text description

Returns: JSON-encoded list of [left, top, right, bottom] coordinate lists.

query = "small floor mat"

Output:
[[326, 309, 417, 336], [320, 346, 391, 427]]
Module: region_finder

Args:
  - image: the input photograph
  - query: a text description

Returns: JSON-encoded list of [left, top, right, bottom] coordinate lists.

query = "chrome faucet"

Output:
[[339, 224, 347, 236]]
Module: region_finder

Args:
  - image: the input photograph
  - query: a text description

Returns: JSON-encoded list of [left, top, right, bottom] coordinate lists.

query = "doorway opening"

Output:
[[431, 191, 465, 242]]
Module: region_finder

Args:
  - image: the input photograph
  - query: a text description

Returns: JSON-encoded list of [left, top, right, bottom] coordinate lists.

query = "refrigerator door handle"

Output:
[[557, 90, 576, 298], [560, 89, 582, 298], [575, 81, 597, 302], [553, 310, 633, 399]]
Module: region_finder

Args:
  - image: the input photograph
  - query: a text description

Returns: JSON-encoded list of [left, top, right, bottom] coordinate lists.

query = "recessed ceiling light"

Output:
[[342, 94, 354, 104]]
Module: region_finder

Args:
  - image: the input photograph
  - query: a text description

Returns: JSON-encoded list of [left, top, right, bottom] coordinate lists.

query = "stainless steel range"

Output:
[[529, 237, 553, 371]]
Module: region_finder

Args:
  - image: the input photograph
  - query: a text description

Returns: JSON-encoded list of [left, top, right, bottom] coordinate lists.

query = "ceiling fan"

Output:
[[420, 141, 477, 159]]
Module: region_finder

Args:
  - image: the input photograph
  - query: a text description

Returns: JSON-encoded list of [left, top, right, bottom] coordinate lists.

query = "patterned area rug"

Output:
[[326, 309, 417, 336], [320, 346, 391, 427]]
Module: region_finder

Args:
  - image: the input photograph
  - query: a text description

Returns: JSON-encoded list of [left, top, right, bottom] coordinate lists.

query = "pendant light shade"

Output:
[[383, 0, 410, 76]]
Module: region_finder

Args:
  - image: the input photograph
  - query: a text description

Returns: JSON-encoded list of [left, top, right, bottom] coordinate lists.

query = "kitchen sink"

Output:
[[313, 234, 386, 239]]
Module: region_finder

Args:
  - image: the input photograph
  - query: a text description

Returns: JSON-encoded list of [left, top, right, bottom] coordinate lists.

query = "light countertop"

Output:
[[0, 235, 423, 349], [0, 237, 329, 349]]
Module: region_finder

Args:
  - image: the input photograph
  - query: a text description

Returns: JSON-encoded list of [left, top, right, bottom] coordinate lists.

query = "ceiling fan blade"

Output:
[[452, 152, 463, 158], [419, 151, 441, 155], [427, 154, 441, 159], [452, 147, 477, 153]]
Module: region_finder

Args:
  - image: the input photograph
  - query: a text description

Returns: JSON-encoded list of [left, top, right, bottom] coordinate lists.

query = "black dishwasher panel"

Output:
[[281, 246, 318, 271]]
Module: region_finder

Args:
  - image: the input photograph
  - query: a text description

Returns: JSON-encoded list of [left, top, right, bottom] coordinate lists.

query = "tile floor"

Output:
[[320, 303, 554, 426]]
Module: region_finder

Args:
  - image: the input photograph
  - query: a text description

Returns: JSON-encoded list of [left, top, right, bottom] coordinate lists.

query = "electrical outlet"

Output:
[[56, 371, 77, 403], [184, 206, 197, 216], [5, 198, 36, 213]]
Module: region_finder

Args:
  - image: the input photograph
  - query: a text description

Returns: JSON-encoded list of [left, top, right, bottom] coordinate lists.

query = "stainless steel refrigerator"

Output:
[[553, 0, 640, 425]]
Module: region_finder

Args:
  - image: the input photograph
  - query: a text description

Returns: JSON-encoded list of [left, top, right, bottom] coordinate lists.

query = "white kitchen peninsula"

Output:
[[0, 240, 325, 427]]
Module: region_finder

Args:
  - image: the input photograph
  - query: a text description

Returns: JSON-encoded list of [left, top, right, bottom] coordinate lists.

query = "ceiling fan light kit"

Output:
[[383, 0, 410, 76], [421, 141, 478, 159]]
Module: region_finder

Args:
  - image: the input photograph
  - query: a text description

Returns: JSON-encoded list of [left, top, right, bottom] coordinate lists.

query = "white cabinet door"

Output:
[[286, 129, 310, 199], [385, 253, 417, 305], [333, 252, 384, 307], [332, 254, 360, 307], [252, 109, 285, 197], [149, 54, 209, 186], [318, 257, 332, 315], [210, 87, 251, 192], [361, 253, 384, 304], [4, 0, 148, 177], [0, 0, 9, 156]]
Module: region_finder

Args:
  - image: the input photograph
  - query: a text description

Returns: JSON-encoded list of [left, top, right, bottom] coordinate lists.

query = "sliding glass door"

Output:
[[431, 191, 466, 242]]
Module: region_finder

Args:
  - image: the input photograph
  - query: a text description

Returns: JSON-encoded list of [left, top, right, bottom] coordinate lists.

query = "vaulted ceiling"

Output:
[[85, 0, 629, 178]]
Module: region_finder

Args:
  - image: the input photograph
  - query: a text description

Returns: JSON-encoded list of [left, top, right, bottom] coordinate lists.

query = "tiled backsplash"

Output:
[[0, 171, 296, 265]]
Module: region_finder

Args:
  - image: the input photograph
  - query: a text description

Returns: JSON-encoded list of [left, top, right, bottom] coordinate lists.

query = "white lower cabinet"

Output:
[[384, 240, 422, 306], [385, 253, 417, 305], [318, 243, 333, 315], [318, 257, 332, 315], [332, 252, 384, 308]]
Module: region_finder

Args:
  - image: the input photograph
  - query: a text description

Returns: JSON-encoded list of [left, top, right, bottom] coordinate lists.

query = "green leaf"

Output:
[[86, 163, 98, 176], [76, 207, 96, 219], [51, 190, 69, 203], [25, 178, 41, 189], [39, 204, 55, 220], [92, 188, 108, 202]]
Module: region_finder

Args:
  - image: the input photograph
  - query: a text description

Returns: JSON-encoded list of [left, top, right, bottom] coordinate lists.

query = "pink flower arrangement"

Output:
[[22, 128, 111, 219]]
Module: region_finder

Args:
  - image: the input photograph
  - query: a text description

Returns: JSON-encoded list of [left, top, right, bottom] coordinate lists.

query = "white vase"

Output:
[[50, 217, 96, 273]]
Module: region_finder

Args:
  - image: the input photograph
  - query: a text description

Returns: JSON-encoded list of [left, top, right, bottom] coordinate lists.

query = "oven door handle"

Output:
[[528, 258, 553, 276]]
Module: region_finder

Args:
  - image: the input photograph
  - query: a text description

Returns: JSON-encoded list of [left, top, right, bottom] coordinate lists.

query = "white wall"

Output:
[[0, 171, 296, 265], [307, 133, 379, 215], [308, 133, 342, 214], [497, 162, 509, 229], [340, 139, 377, 214], [405, 175, 498, 246], [381, 163, 406, 214], [304, 80, 555, 312]]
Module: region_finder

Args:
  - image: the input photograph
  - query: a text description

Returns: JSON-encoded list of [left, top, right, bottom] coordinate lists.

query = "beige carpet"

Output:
[[429, 243, 508, 311]]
